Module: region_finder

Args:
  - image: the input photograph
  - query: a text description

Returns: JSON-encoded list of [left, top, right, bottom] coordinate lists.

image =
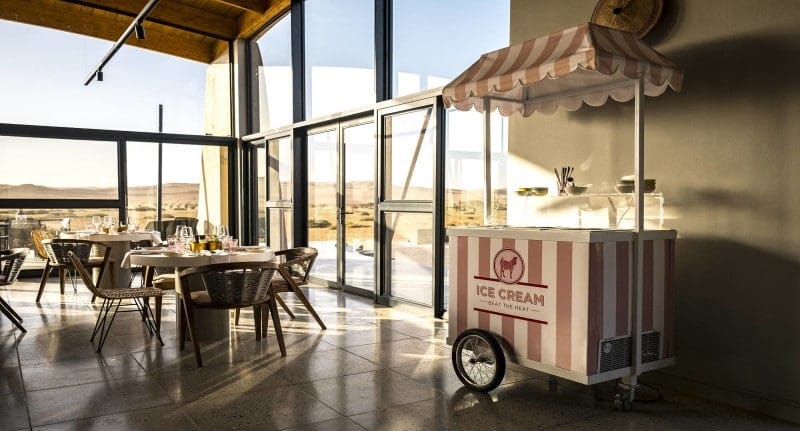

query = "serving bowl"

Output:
[[530, 187, 549, 196], [565, 185, 589, 195]]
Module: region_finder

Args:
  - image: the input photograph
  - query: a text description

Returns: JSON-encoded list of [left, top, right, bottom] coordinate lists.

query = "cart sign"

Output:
[[473, 247, 549, 325]]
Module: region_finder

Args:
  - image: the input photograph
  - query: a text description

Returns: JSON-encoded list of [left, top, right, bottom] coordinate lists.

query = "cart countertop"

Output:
[[446, 226, 676, 242]]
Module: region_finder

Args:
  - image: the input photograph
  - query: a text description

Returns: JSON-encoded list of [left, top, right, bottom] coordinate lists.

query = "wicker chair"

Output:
[[0, 248, 29, 332], [236, 247, 325, 330], [36, 239, 109, 302], [178, 261, 284, 367], [69, 250, 164, 353]]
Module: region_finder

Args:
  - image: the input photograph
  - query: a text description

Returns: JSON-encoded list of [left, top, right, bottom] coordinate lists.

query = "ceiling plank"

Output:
[[211, 0, 268, 13], [59, 0, 238, 40], [236, 0, 290, 39], [1, 0, 216, 63]]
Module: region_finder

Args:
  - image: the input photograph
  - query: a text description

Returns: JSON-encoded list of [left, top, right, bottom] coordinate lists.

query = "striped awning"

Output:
[[442, 23, 683, 117]]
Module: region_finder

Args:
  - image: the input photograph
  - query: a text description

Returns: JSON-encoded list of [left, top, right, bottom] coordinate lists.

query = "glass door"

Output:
[[307, 128, 338, 285], [342, 122, 376, 294], [377, 100, 444, 314], [307, 119, 376, 294]]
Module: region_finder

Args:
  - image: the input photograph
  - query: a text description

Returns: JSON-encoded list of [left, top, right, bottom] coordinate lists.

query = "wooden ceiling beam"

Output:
[[1, 0, 215, 63], [58, 0, 238, 40], [236, 0, 290, 39], [212, 0, 268, 13]]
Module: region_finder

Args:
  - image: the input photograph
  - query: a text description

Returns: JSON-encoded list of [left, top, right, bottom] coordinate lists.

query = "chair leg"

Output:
[[138, 296, 164, 347], [253, 304, 262, 339], [0, 298, 25, 332], [267, 295, 286, 356], [92, 298, 122, 353], [59, 268, 66, 295], [234, 308, 240, 325], [36, 263, 54, 303], [181, 297, 203, 367], [275, 294, 296, 319], [155, 296, 162, 332], [291, 286, 327, 330]]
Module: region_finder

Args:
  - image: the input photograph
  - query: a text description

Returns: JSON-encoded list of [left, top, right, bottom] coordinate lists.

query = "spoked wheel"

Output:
[[452, 329, 506, 392]]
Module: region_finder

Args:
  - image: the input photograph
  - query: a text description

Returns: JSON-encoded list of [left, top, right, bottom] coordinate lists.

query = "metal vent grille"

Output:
[[599, 337, 632, 373], [641, 332, 661, 363]]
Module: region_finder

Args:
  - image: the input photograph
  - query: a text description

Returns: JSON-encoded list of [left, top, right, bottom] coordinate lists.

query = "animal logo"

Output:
[[493, 248, 524, 284]]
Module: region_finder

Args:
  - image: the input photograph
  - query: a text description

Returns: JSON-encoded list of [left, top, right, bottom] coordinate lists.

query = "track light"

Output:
[[96, 70, 103, 82], [134, 23, 146, 40]]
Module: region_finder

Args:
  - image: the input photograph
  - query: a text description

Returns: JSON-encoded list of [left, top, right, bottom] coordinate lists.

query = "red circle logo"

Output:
[[493, 248, 525, 284]]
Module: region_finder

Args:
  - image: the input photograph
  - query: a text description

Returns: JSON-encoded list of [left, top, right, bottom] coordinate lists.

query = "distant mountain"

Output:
[[0, 183, 199, 200]]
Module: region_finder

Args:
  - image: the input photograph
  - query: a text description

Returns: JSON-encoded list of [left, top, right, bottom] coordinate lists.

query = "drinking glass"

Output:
[[91, 216, 101, 232]]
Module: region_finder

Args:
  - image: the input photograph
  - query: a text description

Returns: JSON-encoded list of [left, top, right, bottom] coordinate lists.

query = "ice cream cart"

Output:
[[441, 23, 683, 410]]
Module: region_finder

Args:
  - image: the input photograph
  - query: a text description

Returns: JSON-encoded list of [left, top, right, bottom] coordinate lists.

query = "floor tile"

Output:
[[281, 416, 367, 431], [297, 369, 440, 416], [345, 337, 452, 369], [21, 353, 145, 391], [0, 366, 24, 395], [33, 404, 197, 431], [277, 348, 381, 384], [0, 391, 29, 430], [0, 335, 19, 368], [149, 361, 292, 403], [182, 385, 340, 430], [26, 376, 174, 426]]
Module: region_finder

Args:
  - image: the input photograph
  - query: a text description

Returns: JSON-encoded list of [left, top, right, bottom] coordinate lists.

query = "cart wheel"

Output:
[[452, 329, 506, 392]]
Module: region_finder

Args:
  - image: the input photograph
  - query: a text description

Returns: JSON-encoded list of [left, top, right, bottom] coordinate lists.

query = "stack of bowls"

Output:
[[615, 177, 656, 193]]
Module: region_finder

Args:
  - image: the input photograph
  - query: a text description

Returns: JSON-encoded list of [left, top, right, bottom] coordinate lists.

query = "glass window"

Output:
[[268, 137, 293, 202], [392, 0, 510, 97], [0, 20, 229, 136], [305, 0, 375, 119], [126, 141, 159, 230], [384, 211, 433, 305], [444, 109, 508, 227], [251, 14, 293, 132], [257, 145, 267, 245], [162, 143, 229, 236], [383, 107, 435, 201], [0, 136, 118, 199]]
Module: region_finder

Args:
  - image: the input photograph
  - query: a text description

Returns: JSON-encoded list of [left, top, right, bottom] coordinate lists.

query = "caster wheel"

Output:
[[614, 391, 634, 412], [452, 329, 506, 392]]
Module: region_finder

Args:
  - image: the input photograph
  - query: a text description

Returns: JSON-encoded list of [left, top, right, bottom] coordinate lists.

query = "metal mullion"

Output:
[[117, 139, 127, 223], [433, 96, 446, 318], [291, 0, 306, 123], [375, 0, 391, 102], [0, 123, 233, 146], [0, 199, 120, 209]]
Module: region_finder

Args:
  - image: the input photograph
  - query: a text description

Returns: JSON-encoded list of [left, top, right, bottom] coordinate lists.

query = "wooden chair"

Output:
[[0, 248, 29, 332], [178, 261, 284, 367], [69, 249, 164, 353], [36, 238, 109, 302]]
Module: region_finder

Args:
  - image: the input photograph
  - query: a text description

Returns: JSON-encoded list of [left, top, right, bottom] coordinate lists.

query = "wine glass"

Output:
[[91, 216, 101, 232], [216, 224, 229, 240], [102, 215, 111, 229]]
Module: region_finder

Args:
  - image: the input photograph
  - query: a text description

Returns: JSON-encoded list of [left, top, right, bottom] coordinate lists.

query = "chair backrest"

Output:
[[275, 247, 318, 284], [0, 248, 29, 286], [68, 246, 111, 296], [43, 239, 99, 266], [30, 229, 52, 259], [179, 261, 278, 306]]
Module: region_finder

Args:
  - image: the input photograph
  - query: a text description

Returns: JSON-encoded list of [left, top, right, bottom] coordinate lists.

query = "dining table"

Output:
[[124, 246, 275, 342], [60, 230, 162, 290]]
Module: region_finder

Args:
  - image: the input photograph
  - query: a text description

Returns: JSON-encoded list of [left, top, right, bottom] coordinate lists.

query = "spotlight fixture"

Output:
[[134, 22, 146, 40], [97, 70, 104, 82]]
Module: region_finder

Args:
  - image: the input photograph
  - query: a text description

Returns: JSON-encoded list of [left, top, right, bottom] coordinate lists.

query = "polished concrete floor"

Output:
[[1, 276, 797, 430]]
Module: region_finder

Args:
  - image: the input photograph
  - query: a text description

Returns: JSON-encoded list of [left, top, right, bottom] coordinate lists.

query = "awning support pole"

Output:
[[626, 76, 645, 394], [483, 101, 492, 226]]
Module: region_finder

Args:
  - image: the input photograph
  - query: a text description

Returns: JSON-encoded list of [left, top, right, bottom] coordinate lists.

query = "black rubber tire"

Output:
[[452, 329, 506, 392]]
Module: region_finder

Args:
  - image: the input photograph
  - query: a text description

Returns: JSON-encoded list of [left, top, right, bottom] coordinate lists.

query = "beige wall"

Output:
[[510, 0, 800, 422]]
